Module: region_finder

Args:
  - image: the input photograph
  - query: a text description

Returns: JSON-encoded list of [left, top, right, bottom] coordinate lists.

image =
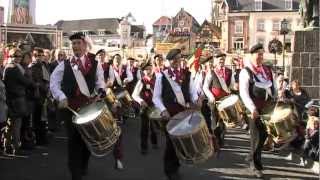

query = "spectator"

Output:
[[286, 80, 311, 120], [3, 48, 35, 155], [0, 77, 7, 151]]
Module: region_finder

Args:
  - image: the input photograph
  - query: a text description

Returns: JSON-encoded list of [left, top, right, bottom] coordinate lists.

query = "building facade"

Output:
[[56, 17, 146, 55], [0, 6, 4, 24], [167, 8, 201, 55], [213, 0, 301, 57], [152, 16, 172, 44], [196, 19, 222, 48]]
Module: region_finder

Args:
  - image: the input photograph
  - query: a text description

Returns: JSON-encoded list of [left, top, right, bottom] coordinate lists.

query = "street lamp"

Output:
[[280, 18, 289, 73]]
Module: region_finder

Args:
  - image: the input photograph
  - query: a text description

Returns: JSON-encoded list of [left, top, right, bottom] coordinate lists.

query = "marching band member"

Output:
[[127, 57, 141, 94], [203, 52, 232, 146], [153, 54, 165, 73], [50, 32, 106, 180], [108, 54, 134, 170], [239, 43, 275, 178], [96, 49, 114, 88], [111, 54, 133, 90], [132, 62, 158, 155], [153, 48, 192, 180], [197, 56, 219, 150]]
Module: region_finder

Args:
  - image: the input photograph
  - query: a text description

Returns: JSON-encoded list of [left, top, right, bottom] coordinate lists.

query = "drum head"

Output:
[[218, 95, 239, 110], [74, 101, 105, 124], [167, 110, 203, 136], [271, 103, 293, 122]]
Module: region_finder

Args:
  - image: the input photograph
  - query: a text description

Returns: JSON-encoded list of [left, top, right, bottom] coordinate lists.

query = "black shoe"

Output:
[[255, 162, 263, 170], [167, 172, 182, 180]]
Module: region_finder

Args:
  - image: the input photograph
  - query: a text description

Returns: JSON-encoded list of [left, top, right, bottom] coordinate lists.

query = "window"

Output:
[[98, 30, 105, 36], [183, 27, 189, 32], [272, 20, 280, 31], [257, 19, 265, 31], [255, 0, 262, 11], [233, 37, 244, 50], [235, 21, 243, 34], [257, 38, 265, 46], [174, 28, 181, 32], [179, 21, 184, 27], [285, 0, 292, 9]]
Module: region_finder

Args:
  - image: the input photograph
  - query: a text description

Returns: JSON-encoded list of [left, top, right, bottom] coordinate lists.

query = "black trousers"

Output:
[[248, 117, 268, 170], [164, 130, 180, 176], [201, 99, 213, 134], [33, 102, 48, 145], [60, 109, 91, 180], [140, 109, 158, 150]]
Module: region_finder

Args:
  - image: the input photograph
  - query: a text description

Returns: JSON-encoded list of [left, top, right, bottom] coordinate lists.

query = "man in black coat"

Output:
[[3, 48, 35, 154]]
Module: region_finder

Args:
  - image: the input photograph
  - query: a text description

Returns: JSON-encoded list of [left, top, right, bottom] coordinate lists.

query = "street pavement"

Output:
[[0, 117, 318, 180]]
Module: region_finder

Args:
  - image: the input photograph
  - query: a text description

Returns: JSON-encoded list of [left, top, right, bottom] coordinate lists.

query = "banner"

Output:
[[10, 0, 34, 24], [155, 43, 175, 54]]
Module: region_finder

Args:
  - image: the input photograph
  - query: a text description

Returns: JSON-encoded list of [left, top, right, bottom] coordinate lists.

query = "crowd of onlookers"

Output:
[[0, 43, 67, 156]]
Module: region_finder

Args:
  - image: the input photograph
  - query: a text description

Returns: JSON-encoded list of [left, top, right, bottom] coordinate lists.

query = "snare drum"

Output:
[[73, 101, 121, 157], [147, 107, 165, 131], [217, 95, 244, 127], [115, 89, 135, 119], [166, 110, 214, 165]]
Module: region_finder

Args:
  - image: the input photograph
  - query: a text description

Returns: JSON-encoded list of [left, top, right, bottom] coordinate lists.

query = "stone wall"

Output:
[[291, 30, 320, 99]]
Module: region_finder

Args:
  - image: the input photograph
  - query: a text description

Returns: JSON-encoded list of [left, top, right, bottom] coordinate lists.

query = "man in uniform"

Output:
[[153, 48, 193, 180], [203, 52, 232, 146], [132, 62, 158, 155], [239, 44, 275, 178], [50, 32, 106, 180]]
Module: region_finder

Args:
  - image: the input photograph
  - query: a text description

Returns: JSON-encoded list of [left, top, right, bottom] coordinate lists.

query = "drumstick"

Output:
[[67, 106, 80, 117]]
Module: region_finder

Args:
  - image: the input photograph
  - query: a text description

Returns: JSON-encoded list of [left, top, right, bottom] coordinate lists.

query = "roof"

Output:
[[130, 25, 145, 39], [153, 16, 172, 26], [55, 18, 121, 36], [177, 8, 201, 27], [199, 20, 221, 38], [225, 0, 300, 12]]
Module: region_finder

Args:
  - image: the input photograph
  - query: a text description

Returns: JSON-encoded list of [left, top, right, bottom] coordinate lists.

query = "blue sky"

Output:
[[0, 0, 212, 33]]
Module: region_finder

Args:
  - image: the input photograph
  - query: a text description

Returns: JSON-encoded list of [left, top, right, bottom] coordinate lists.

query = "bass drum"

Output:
[[166, 110, 213, 165], [73, 101, 121, 157]]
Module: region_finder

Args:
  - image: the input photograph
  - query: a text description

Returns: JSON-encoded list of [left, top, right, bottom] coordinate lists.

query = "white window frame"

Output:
[[235, 20, 243, 34], [255, 0, 262, 11], [272, 20, 280, 31], [175, 27, 181, 32], [183, 27, 189, 32], [257, 19, 265, 31], [257, 37, 265, 46], [233, 37, 244, 50], [285, 0, 292, 9]]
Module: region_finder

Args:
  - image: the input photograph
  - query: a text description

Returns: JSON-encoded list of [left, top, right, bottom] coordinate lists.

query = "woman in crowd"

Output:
[[286, 80, 311, 121]]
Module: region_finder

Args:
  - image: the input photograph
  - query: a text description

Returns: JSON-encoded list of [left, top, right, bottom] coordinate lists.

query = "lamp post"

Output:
[[280, 18, 289, 73]]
